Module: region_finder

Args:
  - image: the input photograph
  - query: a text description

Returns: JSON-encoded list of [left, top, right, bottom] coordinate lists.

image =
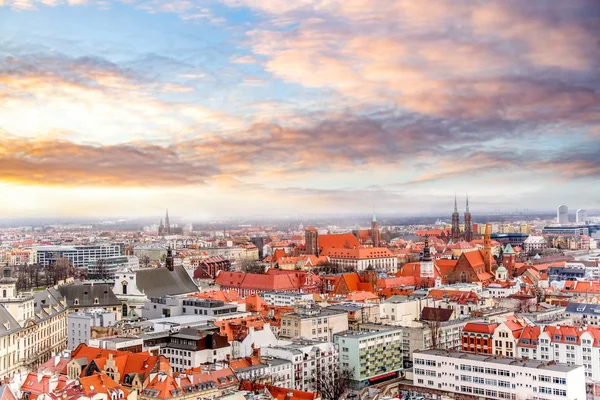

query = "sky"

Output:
[[0, 0, 599, 219]]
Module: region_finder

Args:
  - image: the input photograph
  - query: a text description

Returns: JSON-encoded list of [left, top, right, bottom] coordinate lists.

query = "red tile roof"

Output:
[[317, 233, 361, 252], [463, 322, 498, 334], [320, 247, 395, 259]]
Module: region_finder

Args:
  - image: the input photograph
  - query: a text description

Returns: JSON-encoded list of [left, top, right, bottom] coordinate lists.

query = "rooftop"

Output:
[[334, 328, 402, 340], [415, 349, 581, 373]]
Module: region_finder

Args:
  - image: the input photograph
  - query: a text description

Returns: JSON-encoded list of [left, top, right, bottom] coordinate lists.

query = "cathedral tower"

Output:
[[464, 195, 473, 242], [451, 195, 460, 243], [305, 226, 318, 256], [164, 209, 171, 235]]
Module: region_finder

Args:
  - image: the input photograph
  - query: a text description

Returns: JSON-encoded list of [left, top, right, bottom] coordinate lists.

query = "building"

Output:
[[158, 328, 231, 372], [413, 349, 585, 400], [464, 195, 473, 242], [524, 235, 549, 254], [57, 282, 122, 318], [565, 302, 600, 326], [542, 224, 600, 237], [215, 270, 321, 296], [67, 309, 116, 350], [491, 232, 528, 247], [143, 296, 238, 320], [279, 304, 349, 341], [577, 209, 588, 224], [230, 356, 293, 388], [451, 196, 460, 243], [261, 339, 339, 392], [262, 291, 314, 306], [327, 303, 380, 330], [319, 247, 397, 273], [557, 205, 569, 224], [334, 328, 403, 389], [0, 268, 68, 380], [461, 322, 497, 354], [87, 255, 139, 279], [304, 226, 318, 256], [35, 244, 123, 268], [192, 256, 231, 279]]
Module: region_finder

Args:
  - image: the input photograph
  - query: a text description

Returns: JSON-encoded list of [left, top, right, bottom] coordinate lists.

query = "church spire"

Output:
[[466, 194, 469, 213], [372, 213, 377, 223], [454, 194, 458, 213]]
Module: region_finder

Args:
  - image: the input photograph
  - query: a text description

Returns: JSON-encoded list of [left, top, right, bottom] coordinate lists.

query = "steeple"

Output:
[[464, 194, 473, 242], [466, 194, 469, 213], [164, 209, 170, 235], [372, 213, 377, 223], [451, 195, 460, 243]]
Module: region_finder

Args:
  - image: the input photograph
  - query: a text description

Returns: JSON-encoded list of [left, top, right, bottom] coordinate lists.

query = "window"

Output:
[[552, 377, 566, 385]]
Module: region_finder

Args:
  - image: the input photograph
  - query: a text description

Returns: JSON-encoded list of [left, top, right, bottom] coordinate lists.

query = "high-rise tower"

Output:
[[451, 195, 460, 243], [557, 205, 568, 224], [464, 195, 473, 242]]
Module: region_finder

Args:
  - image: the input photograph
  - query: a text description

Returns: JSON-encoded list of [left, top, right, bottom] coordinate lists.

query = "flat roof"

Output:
[[414, 349, 581, 373], [334, 328, 402, 340]]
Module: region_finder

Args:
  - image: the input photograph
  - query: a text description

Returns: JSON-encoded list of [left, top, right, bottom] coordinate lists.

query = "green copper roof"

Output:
[[503, 243, 515, 254]]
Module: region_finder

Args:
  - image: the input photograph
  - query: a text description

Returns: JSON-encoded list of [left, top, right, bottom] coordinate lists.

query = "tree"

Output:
[[94, 258, 109, 280], [424, 307, 444, 349], [316, 365, 354, 400], [239, 259, 265, 274], [140, 255, 151, 268]]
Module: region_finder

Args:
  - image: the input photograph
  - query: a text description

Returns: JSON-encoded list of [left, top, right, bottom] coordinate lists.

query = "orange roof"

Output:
[[463, 250, 486, 269], [239, 381, 318, 400], [215, 271, 320, 291], [214, 315, 266, 341], [229, 356, 263, 371], [321, 247, 395, 259], [188, 289, 243, 303], [345, 291, 379, 302], [317, 233, 361, 252], [517, 325, 541, 348], [79, 373, 130, 397], [463, 322, 498, 334]]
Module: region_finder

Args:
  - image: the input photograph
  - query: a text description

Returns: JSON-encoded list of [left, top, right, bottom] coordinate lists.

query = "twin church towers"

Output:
[[451, 195, 472, 243]]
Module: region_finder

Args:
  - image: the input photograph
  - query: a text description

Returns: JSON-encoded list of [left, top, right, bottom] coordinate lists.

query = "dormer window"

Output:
[[74, 298, 80, 306], [94, 298, 99, 304]]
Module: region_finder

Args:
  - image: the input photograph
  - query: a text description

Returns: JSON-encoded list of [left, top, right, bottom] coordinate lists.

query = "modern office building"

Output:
[[334, 328, 404, 389], [557, 205, 569, 224], [86, 255, 139, 279], [576, 209, 588, 224], [542, 224, 600, 237], [413, 349, 585, 400], [35, 244, 123, 268]]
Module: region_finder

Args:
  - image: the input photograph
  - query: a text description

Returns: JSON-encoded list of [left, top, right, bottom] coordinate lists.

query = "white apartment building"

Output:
[[232, 357, 293, 388], [35, 244, 123, 268], [143, 296, 239, 320], [524, 236, 549, 254], [67, 309, 116, 350], [516, 325, 600, 383], [261, 339, 339, 393], [279, 305, 348, 341], [159, 328, 232, 372], [413, 349, 585, 400], [262, 292, 314, 307]]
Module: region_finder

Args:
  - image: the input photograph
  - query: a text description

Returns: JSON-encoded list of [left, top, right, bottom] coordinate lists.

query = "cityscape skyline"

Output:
[[1, 0, 599, 218]]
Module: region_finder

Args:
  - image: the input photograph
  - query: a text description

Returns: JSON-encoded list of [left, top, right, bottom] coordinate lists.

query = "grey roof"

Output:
[[0, 305, 21, 337], [565, 302, 600, 315], [58, 283, 121, 308], [34, 287, 67, 322], [136, 266, 198, 298]]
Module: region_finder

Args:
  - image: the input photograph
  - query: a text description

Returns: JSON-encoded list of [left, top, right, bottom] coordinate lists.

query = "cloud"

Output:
[[0, 136, 219, 186]]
